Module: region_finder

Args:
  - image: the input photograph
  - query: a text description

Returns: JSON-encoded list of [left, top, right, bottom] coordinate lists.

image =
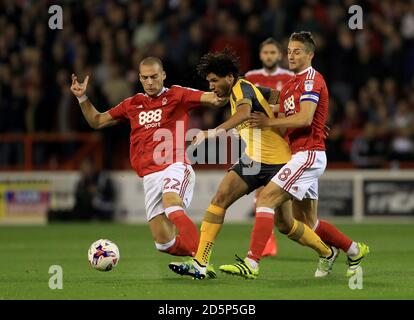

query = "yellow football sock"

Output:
[[195, 204, 226, 265], [288, 219, 332, 257]]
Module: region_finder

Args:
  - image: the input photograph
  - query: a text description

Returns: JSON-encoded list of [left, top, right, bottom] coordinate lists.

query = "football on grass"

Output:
[[88, 239, 120, 271]]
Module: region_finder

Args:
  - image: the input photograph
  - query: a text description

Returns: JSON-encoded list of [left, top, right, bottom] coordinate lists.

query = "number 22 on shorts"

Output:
[[163, 178, 181, 191]]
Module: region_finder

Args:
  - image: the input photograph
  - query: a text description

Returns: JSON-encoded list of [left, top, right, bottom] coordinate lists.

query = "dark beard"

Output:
[[263, 62, 278, 70]]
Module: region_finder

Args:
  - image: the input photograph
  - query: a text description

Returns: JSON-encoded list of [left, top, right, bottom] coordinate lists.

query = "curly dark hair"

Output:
[[196, 48, 240, 79]]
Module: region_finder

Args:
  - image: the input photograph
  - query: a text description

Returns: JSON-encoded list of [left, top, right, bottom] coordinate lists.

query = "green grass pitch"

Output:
[[1, 222, 413, 300]]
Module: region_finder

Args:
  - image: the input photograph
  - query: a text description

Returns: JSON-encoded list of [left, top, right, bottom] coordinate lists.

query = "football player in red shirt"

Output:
[[245, 38, 294, 257], [250, 32, 369, 277], [70, 57, 225, 276], [245, 38, 293, 91]]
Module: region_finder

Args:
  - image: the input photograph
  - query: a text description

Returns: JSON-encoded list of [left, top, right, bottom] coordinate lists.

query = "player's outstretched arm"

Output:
[[250, 100, 316, 129], [200, 92, 229, 108], [215, 103, 251, 132], [70, 74, 118, 129], [192, 103, 251, 146]]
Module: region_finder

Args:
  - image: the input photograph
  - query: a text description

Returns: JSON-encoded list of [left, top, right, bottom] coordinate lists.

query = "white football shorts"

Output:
[[143, 162, 195, 221], [271, 150, 326, 200]]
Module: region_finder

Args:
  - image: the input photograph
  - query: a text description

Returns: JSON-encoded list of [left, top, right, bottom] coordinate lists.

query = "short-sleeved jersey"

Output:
[[279, 66, 329, 154], [245, 67, 294, 91], [108, 86, 203, 177], [230, 78, 291, 164]]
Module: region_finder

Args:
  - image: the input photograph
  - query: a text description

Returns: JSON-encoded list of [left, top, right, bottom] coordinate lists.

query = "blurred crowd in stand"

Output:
[[1, 0, 414, 169]]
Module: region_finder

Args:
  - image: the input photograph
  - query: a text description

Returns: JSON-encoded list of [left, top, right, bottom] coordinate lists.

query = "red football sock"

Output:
[[247, 207, 275, 262], [314, 220, 352, 252], [262, 231, 278, 257], [165, 206, 199, 256], [163, 235, 192, 256]]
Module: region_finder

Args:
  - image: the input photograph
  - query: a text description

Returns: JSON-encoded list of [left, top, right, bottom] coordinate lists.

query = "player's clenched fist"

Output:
[[70, 73, 89, 98]]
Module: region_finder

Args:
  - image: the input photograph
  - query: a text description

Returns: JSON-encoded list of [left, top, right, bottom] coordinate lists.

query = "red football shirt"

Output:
[[244, 67, 293, 91], [108, 86, 204, 177], [279, 66, 329, 154]]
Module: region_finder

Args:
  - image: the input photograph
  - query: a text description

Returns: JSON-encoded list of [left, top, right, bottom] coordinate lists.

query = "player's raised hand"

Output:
[[70, 74, 89, 98], [249, 111, 270, 128]]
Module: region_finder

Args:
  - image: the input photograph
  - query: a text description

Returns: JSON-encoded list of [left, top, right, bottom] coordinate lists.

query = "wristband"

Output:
[[77, 95, 88, 103]]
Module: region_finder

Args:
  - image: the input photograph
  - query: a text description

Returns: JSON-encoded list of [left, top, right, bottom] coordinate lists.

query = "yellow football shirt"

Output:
[[230, 78, 291, 164]]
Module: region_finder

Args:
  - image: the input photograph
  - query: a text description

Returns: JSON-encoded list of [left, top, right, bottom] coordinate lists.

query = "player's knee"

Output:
[[162, 192, 183, 208], [257, 187, 288, 209], [256, 189, 276, 207], [211, 190, 231, 208], [276, 218, 291, 234]]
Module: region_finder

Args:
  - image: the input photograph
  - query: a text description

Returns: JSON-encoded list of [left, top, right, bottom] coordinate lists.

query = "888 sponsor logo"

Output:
[[139, 109, 163, 129], [283, 95, 295, 116]]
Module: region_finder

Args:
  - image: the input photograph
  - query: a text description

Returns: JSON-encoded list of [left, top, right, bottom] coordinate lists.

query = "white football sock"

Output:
[[155, 238, 176, 251], [347, 242, 359, 257], [245, 257, 259, 270]]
